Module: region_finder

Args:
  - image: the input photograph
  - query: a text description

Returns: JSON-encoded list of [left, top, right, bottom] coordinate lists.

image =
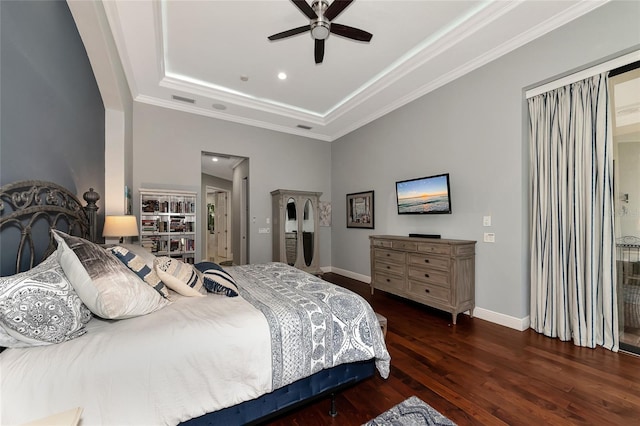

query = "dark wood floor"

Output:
[[264, 273, 640, 425]]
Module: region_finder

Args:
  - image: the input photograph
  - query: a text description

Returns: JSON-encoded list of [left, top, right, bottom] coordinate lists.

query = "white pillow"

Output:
[[53, 231, 170, 319], [154, 257, 204, 297], [0, 253, 92, 347]]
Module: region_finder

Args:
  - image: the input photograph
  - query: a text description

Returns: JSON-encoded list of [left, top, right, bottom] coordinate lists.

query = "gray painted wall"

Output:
[[331, 1, 640, 322], [132, 103, 332, 265], [0, 0, 104, 275]]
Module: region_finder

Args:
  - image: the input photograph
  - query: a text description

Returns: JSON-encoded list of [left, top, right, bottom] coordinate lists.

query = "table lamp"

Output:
[[103, 215, 139, 244]]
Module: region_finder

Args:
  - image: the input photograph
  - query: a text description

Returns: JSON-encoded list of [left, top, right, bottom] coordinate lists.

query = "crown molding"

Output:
[[135, 94, 333, 142], [159, 75, 325, 125]]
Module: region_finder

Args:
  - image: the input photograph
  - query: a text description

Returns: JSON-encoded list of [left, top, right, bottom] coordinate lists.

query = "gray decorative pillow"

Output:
[[53, 230, 170, 319], [0, 253, 92, 347], [0, 325, 30, 348]]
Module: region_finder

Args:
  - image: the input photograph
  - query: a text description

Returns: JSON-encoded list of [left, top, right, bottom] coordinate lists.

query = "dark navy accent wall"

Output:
[[0, 0, 105, 275]]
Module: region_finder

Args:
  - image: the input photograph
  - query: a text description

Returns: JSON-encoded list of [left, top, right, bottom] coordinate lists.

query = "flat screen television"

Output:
[[395, 173, 452, 214]]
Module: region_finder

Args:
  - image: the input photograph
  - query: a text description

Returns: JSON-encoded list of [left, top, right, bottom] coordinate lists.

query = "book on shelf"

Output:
[[142, 199, 159, 212], [184, 239, 195, 251], [170, 217, 186, 232], [140, 236, 159, 253], [141, 219, 158, 232]]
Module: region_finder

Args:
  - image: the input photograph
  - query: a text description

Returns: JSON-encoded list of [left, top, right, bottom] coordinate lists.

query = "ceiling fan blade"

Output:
[[324, 0, 353, 21], [268, 25, 311, 41], [292, 0, 317, 19], [330, 23, 372, 42], [315, 39, 325, 64]]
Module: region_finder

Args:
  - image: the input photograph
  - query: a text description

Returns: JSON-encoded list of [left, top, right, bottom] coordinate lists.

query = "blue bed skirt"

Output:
[[182, 359, 376, 425]]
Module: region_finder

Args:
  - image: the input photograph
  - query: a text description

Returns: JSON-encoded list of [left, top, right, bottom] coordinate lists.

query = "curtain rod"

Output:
[[525, 50, 640, 99]]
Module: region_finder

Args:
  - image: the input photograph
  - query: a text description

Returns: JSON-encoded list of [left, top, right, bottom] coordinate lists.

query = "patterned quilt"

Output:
[[228, 262, 390, 389]]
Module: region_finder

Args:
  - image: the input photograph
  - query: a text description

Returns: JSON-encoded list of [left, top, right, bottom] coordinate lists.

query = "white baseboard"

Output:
[[321, 266, 371, 284], [321, 266, 530, 332], [472, 308, 530, 331]]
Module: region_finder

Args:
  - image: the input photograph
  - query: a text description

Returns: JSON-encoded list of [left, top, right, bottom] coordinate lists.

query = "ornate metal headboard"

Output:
[[0, 180, 99, 274]]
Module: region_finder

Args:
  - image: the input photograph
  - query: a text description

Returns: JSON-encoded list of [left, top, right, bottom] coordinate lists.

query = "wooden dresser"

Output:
[[369, 235, 476, 324]]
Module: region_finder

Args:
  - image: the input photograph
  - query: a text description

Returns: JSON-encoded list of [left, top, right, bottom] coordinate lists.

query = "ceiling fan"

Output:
[[268, 0, 373, 64]]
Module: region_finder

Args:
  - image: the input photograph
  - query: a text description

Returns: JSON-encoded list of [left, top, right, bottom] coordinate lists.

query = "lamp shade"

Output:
[[103, 215, 139, 238]]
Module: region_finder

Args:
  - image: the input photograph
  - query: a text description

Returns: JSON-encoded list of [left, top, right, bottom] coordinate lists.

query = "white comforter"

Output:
[[0, 294, 272, 425]]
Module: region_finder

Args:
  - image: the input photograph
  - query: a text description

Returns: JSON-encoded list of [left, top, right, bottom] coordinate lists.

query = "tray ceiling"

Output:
[[99, 0, 607, 141]]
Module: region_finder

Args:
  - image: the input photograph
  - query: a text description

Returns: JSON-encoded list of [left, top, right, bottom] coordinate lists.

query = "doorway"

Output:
[[201, 151, 249, 266], [206, 187, 232, 264], [610, 62, 640, 354]]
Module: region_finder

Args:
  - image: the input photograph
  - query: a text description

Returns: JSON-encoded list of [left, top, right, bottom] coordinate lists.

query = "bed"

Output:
[[0, 180, 390, 425]]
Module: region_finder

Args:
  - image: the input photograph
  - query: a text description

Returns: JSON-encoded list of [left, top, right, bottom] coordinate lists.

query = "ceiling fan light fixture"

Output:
[[267, 0, 371, 64], [310, 20, 330, 40]]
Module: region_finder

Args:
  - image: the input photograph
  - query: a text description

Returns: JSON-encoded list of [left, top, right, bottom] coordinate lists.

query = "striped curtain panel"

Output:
[[528, 72, 618, 351]]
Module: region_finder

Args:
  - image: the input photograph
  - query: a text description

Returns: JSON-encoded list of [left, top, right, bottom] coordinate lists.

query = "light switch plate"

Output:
[[484, 232, 495, 243], [483, 216, 492, 226]]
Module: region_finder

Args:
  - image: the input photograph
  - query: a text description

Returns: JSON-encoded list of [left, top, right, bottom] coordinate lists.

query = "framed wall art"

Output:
[[346, 190, 374, 229]]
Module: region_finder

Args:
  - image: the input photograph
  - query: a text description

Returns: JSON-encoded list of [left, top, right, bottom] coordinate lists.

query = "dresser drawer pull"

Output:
[[386, 278, 391, 283], [386, 265, 391, 269], [424, 273, 430, 278], [424, 259, 430, 263], [386, 253, 391, 257], [424, 288, 430, 293]]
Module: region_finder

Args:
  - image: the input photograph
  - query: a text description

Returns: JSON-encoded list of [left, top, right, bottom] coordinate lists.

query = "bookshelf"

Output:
[[139, 189, 197, 263]]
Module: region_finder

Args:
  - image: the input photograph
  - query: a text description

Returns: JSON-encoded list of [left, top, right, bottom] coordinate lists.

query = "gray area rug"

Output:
[[363, 396, 456, 426]]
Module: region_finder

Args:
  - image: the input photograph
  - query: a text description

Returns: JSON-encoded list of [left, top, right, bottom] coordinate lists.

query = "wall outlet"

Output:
[[483, 215, 492, 226], [484, 232, 495, 243]]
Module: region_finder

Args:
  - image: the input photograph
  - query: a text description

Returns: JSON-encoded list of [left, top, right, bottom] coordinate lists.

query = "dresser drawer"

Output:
[[408, 253, 449, 271], [374, 272, 405, 292], [392, 240, 417, 251], [417, 243, 451, 255], [408, 266, 449, 287], [371, 239, 392, 248], [374, 248, 405, 264], [408, 280, 450, 304], [375, 260, 405, 276]]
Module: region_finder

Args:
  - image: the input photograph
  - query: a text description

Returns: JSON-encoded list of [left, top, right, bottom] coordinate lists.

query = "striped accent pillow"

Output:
[[194, 262, 239, 297], [108, 246, 169, 298], [154, 257, 204, 297]]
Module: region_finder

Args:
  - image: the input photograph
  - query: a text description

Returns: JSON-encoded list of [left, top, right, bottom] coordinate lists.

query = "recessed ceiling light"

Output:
[[211, 157, 219, 162], [278, 72, 287, 80], [240, 75, 249, 82], [212, 103, 227, 110]]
